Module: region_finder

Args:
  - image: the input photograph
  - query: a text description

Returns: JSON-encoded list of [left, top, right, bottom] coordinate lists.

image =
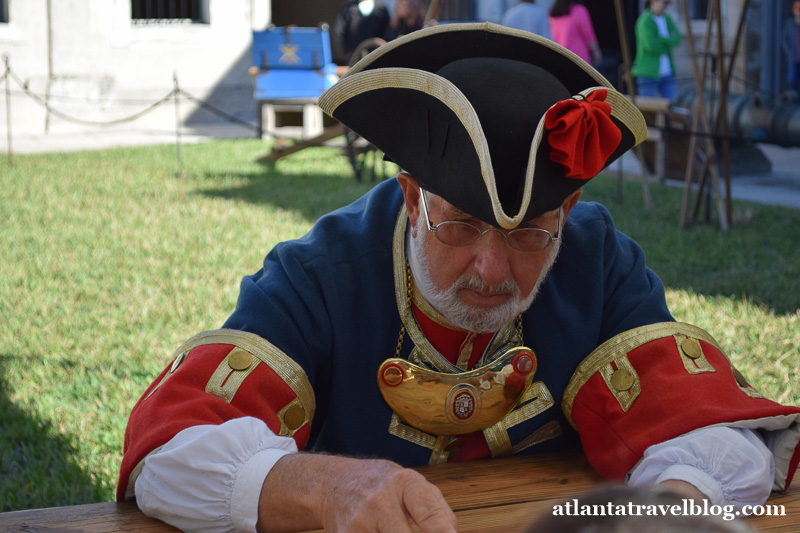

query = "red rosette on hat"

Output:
[[545, 89, 622, 181]]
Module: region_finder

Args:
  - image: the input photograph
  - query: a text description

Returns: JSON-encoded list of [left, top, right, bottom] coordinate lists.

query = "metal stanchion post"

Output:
[[173, 72, 183, 180], [4, 55, 11, 165]]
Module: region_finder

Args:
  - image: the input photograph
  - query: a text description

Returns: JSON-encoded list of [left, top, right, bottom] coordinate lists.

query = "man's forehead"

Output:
[[433, 192, 557, 225]]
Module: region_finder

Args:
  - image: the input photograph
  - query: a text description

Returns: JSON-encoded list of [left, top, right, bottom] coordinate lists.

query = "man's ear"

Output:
[[560, 188, 583, 220], [397, 172, 422, 237]]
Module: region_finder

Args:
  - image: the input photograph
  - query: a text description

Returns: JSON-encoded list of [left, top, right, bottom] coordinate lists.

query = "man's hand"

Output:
[[257, 453, 459, 533]]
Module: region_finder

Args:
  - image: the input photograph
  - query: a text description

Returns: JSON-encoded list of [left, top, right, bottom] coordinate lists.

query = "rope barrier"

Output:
[[8, 66, 178, 127], [1, 83, 270, 135], [1, 54, 322, 167], [0, 60, 298, 137], [2, 88, 185, 104], [178, 89, 261, 134]]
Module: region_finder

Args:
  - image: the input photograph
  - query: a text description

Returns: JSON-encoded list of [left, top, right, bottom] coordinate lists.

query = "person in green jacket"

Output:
[[631, 0, 682, 99]]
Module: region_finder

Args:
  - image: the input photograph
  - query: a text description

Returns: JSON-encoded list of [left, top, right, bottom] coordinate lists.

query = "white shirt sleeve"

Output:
[[134, 416, 298, 533], [627, 426, 775, 509]]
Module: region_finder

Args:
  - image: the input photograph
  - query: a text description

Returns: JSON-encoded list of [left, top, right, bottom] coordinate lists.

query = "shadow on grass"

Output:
[[0, 356, 104, 511], [196, 166, 379, 223]]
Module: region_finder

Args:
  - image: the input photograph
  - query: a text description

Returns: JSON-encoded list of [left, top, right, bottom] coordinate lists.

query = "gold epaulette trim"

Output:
[[561, 322, 724, 428], [154, 329, 316, 429]]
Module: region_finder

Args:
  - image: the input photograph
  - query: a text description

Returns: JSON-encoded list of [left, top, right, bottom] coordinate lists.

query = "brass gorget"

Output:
[[379, 208, 538, 435]]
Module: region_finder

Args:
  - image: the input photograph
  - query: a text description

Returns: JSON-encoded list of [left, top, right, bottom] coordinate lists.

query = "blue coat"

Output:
[[222, 178, 673, 465]]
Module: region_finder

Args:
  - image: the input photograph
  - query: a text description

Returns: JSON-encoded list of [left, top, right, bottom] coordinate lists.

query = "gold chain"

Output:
[[393, 262, 414, 358]]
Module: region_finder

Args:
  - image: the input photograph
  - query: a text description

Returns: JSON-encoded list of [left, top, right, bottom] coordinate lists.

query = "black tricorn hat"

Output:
[[318, 22, 646, 229]]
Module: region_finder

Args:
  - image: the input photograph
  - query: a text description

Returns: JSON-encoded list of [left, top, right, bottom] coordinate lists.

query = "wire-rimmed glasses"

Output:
[[419, 191, 561, 253]]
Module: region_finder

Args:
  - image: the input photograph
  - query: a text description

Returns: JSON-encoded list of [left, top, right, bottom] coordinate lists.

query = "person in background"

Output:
[[477, 0, 516, 24], [384, 0, 426, 41], [333, 0, 391, 64], [548, 0, 601, 66], [631, 0, 682, 99], [781, 0, 800, 100], [502, 0, 552, 40]]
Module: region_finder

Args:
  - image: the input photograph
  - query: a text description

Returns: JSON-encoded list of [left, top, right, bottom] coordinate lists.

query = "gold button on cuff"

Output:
[[228, 349, 253, 371], [283, 405, 306, 431], [681, 338, 702, 359], [610, 369, 635, 391]]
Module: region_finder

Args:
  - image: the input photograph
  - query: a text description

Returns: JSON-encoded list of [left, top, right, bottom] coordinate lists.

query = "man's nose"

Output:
[[472, 229, 511, 287]]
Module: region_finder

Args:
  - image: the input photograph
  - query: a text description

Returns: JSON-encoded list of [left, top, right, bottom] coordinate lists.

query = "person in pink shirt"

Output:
[[548, 0, 601, 66]]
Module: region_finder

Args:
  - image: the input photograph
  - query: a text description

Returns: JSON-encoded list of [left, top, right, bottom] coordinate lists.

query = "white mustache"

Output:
[[451, 275, 520, 298]]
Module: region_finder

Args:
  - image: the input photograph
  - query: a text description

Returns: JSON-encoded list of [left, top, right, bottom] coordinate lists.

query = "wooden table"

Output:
[[2, 452, 798, 532]]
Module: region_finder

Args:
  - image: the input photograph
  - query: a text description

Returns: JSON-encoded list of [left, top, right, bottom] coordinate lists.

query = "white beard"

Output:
[[407, 224, 561, 334]]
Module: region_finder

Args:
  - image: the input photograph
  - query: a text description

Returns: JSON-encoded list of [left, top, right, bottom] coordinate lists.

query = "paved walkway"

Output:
[[3, 122, 799, 210], [722, 144, 800, 209]]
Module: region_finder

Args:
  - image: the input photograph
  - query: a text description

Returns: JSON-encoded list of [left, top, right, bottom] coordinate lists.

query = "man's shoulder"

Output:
[[567, 201, 612, 226], [558, 202, 617, 253]]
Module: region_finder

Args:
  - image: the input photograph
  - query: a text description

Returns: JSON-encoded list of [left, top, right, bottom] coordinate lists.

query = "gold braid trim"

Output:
[[388, 414, 452, 465], [561, 322, 724, 428], [168, 329, 316, 425], [602, 88, 648, 145], [483, 381, 557, 456]]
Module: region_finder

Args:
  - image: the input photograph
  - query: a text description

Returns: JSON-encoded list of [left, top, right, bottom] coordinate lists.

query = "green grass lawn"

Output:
[[1, 139, 798, 511]]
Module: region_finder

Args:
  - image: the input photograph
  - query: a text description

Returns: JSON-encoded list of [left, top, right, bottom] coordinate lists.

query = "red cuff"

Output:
[[563, 323, 800, 486]]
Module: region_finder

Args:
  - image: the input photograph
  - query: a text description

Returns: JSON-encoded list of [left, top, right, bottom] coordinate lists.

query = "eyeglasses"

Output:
[[419, 190, 561, 253]]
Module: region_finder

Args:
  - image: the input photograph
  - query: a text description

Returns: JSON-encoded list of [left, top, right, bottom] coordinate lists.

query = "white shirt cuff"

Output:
[[627, 426, 774, 509], [135, 416, 298, 533]]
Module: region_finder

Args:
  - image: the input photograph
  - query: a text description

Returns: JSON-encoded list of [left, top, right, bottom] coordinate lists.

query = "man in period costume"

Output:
[[118, 23, 800, 533]]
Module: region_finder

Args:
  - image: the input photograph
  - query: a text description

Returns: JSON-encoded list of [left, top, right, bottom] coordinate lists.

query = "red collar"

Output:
[[410, 301, 494, 370]]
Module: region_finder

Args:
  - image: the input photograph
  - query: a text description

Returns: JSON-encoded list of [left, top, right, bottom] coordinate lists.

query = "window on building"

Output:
[[131, 0, 208, 24], [0, 0, 9, 24]]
